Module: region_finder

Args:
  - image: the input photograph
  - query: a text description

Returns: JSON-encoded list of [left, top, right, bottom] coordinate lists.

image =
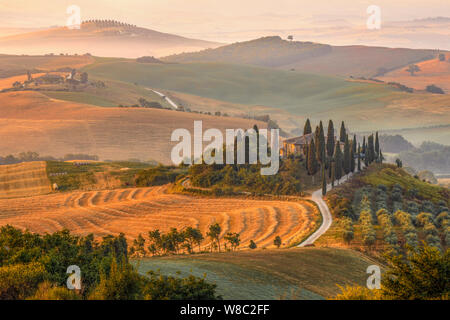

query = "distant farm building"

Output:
[[281, 133, 343, 157]]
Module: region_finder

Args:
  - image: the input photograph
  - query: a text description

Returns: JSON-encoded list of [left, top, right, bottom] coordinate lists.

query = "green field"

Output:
[[81, 58, 450, 133], [42, 75, 172, 109], [133, 247, 379, 300], [46, 160, 155, 191], [83, 60, 393, 115]]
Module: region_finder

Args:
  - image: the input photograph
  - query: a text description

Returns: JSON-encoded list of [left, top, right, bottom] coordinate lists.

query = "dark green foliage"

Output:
[[249, 240, 257, 249], [343, 135, 351, 174], [189, 156, 308, 196], [326, 120, 335, 158], [334, 143, 343, 181], [135, 166, 180, 187], [273, 236, 282, 248], [307, 139, 318, 176], [304, 119, 312, 135], [339, 121, 346, 143], [381, 245, 449, 300]]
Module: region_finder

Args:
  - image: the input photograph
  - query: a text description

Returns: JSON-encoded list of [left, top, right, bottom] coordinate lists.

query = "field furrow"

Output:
[[0, 185, 318, 248]]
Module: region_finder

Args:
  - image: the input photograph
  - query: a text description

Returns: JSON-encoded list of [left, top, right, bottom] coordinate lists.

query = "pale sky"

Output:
[[1, 0, 449, 43]]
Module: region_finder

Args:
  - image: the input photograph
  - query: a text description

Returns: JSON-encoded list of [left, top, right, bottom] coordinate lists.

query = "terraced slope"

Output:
[[0, 161, 52, 198], [0, 185, 319, 248]]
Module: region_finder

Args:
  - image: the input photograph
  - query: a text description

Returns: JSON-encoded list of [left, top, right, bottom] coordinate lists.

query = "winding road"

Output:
[[298, 173, 354, 247], [148, 88, 179, 110]]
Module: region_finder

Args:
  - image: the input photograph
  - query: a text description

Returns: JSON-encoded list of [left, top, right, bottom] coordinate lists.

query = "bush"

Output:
[[0, 263, 46, 300], [426, 84, 445, 94]]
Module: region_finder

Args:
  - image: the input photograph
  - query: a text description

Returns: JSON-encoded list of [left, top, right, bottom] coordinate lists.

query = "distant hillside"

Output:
[[377, 52, 450, 93], [0, 91, 265, 164], [0, 20, 221, 58], [83, 58, 450, 133], [163, 36, 438, 77]]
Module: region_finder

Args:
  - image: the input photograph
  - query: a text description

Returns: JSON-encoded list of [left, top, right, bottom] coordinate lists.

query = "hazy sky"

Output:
[[1, 0, 449, 34]]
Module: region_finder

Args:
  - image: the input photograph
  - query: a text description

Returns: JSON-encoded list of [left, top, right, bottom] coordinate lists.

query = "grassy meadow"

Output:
[[134, 247, 379, 299]]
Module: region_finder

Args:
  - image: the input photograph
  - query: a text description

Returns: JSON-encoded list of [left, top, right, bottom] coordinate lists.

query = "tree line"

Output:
[[302, 119, 384, 195], [130, 223, 284, 257]]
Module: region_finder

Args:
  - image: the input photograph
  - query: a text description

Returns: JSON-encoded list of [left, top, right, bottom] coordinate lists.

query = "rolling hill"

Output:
[[0, 91, 265, 163], [163, 36, 438, 77], [377, 52, 450, 93], [135, 247, 379, 299], [83, 58, 450, 134], [0, 20, 221, 58]]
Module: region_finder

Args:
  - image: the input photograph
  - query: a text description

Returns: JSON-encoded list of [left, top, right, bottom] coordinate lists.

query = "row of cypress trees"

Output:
[[302, 119, 384, 196]]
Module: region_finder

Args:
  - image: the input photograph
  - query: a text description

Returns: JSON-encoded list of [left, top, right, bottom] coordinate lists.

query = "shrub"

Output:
[[0, 262, 46, 300]]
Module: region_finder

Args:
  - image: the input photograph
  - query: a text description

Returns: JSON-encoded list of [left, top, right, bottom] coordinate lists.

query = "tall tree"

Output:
[[307, 139, 318, 181], [339, 121, 346, 143], [207, 223, 222, 252], [375, 132, 380, 159], [362, 136, 366, 155], [334, 142, 343, 181], [352, 134, 357, 154], [304, 119, 312, 135], [315, 122, 325, 164], [326, 120, 335, 158], [367, 134, 375, 164], [357, 143, 362, 172], [343, 135, 351, 174], [350, 146, 355, 173]]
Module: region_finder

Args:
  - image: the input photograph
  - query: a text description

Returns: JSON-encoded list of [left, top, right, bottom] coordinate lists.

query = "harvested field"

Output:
[[0, 161, 52, 199], [0, 91, 266, 164], [0, 185, 319, 248]]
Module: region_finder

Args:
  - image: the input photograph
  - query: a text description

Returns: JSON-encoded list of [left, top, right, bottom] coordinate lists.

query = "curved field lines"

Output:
[[0, 161, 52, 199], [0, 185, 319, 249]]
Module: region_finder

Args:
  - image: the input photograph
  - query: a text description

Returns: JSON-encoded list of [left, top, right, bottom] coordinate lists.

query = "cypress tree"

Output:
[[339, 121, 346, 143], [357, 143, 361, 172], [375, 131, 380, 158], [315, 122, 325, 164], [352, 134, 357, 154], [379, 149, 384, 164], [304, 119, 312, 135], [334, 142, 343, 181], [307, 139, 318, 180], [362, 136, 366, 155], [367, 134, 375, 164], [326, 120, 335, 158], [253, 124, 259, 162], [350, 146, 355, 173], [322, 167, 327, 196], [343, 135, 351, 174]]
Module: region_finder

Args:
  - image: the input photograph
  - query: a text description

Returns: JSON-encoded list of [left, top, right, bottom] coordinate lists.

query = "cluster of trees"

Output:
[[358, 196, 376, 248], [333, 245, 449, 300], [0, 152, 98, 165], [129, 224, 242, 256], [394, 211, 419, 248], [376, 209, 399, 250], [189, 140, 308, 196], [340, 217, 354, 245], [303, 119, 383, 195], [135, 166, 180, 187], [0, 226, 220, 300], [83, 20, 137, 28], [400, 141, 450, 173]]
